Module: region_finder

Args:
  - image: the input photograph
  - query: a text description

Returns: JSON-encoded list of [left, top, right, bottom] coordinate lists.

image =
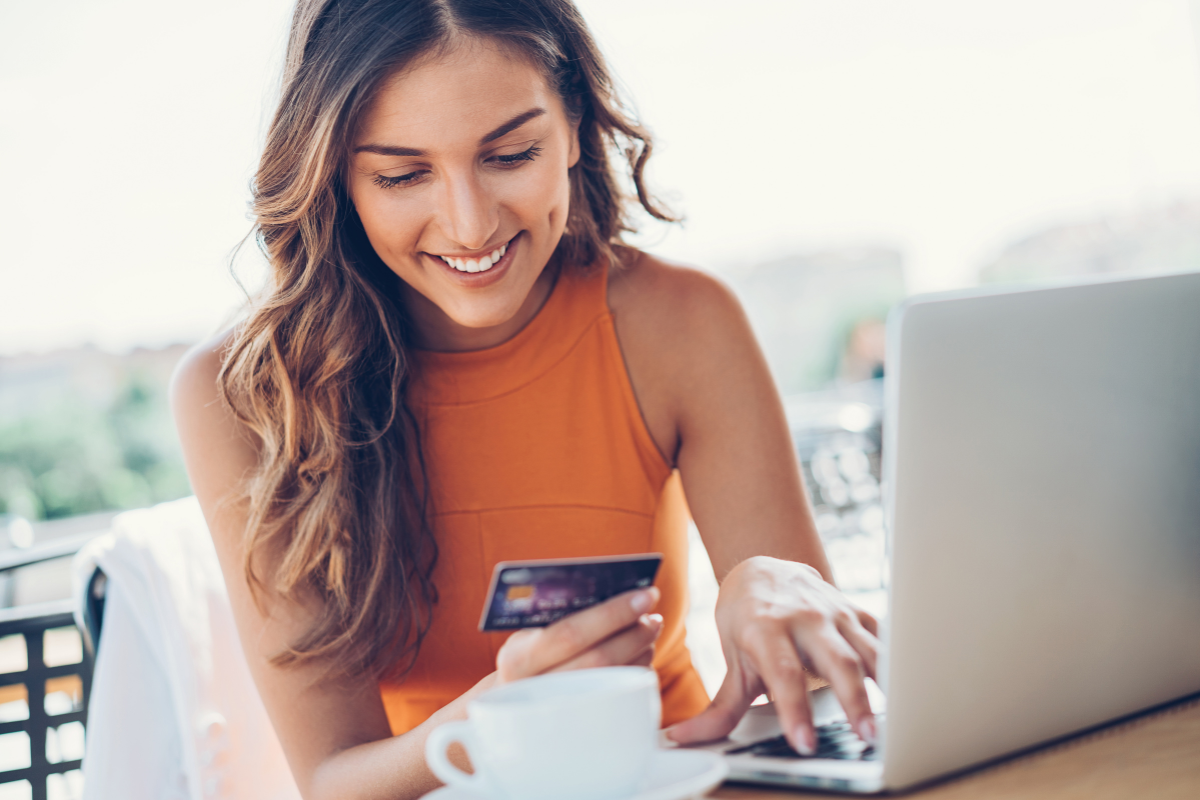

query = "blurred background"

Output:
[[2, 1, 1200, 794], [2, 0, 1200, 713]]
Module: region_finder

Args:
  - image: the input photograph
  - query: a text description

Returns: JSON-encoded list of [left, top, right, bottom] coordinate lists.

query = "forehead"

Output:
[[357, 37, 559, 147]]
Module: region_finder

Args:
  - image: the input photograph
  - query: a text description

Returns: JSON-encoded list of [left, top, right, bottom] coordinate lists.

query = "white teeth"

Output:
[[438, 241, 509, 274]]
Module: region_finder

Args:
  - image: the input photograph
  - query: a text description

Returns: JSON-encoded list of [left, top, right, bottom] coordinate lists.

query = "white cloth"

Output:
[[72, 497, 300, 800]]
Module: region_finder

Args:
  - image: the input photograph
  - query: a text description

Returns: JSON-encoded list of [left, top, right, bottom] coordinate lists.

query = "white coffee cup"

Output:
[[425, 666, 662, 800]]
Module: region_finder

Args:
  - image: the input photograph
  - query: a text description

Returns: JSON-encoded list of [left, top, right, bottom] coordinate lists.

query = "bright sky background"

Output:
[[2, 0, 1199, 355]]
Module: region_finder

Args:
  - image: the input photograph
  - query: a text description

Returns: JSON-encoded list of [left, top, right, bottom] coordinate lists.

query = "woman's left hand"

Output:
[[665, 556, 880, 754]]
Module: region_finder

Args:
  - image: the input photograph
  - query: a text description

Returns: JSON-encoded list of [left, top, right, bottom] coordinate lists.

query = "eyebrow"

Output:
[[353, 107, 547, 156], [479, 108, 545, 144]]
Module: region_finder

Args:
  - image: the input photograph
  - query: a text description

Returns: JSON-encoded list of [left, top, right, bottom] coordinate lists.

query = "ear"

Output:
[[567, 117, 581, 169]]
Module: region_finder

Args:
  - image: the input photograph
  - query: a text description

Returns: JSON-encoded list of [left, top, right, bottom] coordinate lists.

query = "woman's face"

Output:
[[348, 37, 579, 351]]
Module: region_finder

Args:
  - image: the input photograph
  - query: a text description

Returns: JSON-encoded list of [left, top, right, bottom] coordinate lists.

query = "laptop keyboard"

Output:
[[724, 719, 881, 761]]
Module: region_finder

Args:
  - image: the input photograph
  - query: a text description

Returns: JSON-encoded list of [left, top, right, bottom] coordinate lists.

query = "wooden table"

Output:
[[712, 695, 1200, 800]]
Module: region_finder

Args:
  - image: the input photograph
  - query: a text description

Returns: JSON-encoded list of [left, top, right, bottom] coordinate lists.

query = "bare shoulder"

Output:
[[170, 329, 260, 521], [607, 250, 766, 463], [607, 249, 747, 340], [170, 329, 234, 416], [607, 249, 759, 391], [169, 328, 250, 451]]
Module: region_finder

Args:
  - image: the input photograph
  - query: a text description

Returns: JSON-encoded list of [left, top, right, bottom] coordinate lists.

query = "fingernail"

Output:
[[646, 613, 663, 627], [631, 589, 654, 613], [664, 724, 680, 742], [857, 717, 877, 746], [793, 725, 816, 756]]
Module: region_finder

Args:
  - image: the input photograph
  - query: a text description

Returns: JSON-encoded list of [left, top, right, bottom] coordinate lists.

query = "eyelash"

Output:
[[372, 145, 544, 189], [495, 145, 542, 165]]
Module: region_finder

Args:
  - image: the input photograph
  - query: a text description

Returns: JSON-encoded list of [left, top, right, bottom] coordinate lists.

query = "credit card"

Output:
[[478, 553, 663, 632]]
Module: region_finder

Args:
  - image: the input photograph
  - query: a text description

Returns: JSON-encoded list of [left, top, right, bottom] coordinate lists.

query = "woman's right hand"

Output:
[[494, 587, 664, 684]]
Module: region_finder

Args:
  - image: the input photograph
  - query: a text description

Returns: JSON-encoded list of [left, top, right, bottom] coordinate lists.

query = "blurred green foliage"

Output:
[[0, 374, 191, 520]]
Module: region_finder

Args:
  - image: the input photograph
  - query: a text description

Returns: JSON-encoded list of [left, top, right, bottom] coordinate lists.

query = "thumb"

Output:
[[665, 666, 758, 745]]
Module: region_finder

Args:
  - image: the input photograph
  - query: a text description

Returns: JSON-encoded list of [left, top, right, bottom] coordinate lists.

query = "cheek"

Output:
[[496, 162, 572, 224], [354, 190, 424, 260]]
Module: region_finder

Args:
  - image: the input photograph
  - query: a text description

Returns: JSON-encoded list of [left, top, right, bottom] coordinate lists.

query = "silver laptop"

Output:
[[697, 270, 1200, 792]]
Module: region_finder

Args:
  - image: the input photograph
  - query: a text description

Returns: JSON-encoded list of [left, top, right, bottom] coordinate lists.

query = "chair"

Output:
[[72, 497, 299, 800]]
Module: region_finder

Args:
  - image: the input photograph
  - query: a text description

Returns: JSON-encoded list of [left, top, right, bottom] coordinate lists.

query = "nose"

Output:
[[436, 169, 500, 251]]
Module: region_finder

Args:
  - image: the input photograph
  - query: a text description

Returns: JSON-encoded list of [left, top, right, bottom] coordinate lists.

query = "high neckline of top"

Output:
[[411, 261, 611, 406]]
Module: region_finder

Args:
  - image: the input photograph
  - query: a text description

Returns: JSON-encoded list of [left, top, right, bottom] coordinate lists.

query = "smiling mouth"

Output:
[[435, 239, 509, 274]]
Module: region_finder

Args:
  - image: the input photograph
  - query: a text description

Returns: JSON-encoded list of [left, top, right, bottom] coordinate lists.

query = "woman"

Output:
[[172, 1, 880, 797]]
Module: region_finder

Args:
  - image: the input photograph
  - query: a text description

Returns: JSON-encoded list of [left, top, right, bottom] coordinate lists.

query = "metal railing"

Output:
[[0, 534, 101, 800]]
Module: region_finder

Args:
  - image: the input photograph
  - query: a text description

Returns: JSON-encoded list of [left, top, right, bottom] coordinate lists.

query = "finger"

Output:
[[836, 616, 880, 680], [800, 626, 876, 746], [665, 661, 762, 746], [854, 607, 879, 637], [496, 587, 659, 679], [738, 625, 817, 755], [550, 614, 662, 673]]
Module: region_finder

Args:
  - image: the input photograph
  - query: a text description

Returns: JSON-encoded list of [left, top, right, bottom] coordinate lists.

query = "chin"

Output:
[[445, 301, 525, 331]]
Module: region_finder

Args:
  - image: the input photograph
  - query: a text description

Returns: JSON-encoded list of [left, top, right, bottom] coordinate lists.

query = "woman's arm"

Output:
[[171, 333, 664, 800], [609, 252, 880, 754]]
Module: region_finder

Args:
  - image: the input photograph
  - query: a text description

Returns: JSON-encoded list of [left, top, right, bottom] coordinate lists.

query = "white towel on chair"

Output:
[[73, 496, 300, 800]]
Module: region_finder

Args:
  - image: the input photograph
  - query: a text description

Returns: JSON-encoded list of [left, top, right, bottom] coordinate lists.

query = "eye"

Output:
[[373, 170, 426, 189], [491, 145, 543, 167]]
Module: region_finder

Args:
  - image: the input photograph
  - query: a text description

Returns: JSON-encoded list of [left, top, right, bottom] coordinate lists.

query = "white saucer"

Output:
[[424, 748, 728, 800]]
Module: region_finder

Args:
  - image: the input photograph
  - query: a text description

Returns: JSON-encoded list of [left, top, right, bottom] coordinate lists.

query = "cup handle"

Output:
[[425, 720, 487, 792]]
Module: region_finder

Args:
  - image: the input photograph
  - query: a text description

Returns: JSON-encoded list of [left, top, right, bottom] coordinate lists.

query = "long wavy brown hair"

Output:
[[220, 0, 675, 682]]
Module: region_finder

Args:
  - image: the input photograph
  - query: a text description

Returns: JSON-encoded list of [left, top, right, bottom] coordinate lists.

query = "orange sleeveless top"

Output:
[[379, 261, 710, 734]]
